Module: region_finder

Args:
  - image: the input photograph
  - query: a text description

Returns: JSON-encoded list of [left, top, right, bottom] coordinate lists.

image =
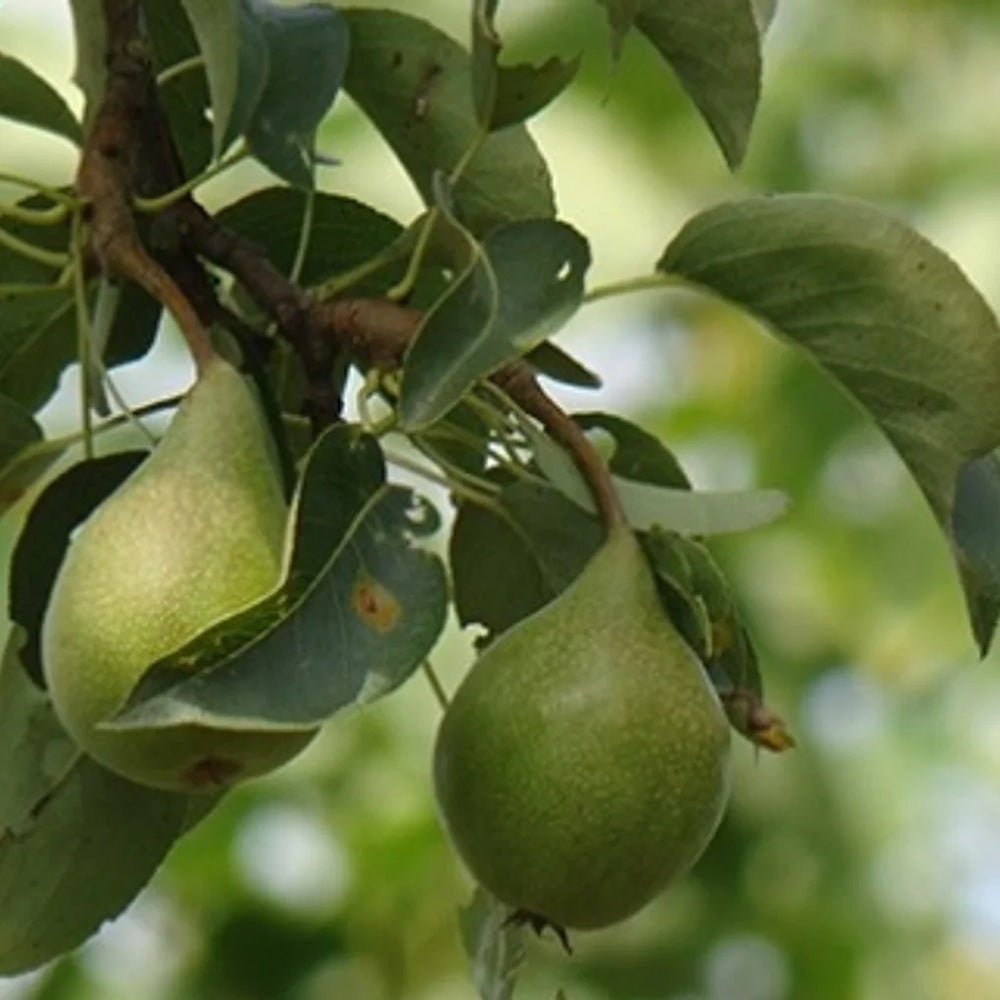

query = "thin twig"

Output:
[[422, 661, 450, 710]]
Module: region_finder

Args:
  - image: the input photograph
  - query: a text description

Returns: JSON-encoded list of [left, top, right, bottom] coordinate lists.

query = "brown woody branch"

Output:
[[79, 0, 623, 528], [78, 0, 340, 429], [169, 201, 340, 429], [314, 298, 626, 529], [77, 0, 214, 370]]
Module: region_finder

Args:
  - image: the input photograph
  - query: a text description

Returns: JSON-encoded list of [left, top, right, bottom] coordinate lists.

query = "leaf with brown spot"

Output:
[[106, 426, 447, 732], [352, 576, 403, 634]]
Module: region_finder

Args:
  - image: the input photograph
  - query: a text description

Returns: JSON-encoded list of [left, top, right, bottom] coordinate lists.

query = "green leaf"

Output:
[[9, 453, 147, 689], [216, 187, 402, 289], [0, 394, 65, 517], [450, 481, 602, 638], [146, 0, 213, 174], [595, 0, 761, 168], [659, 194, 1000, 652], [459, 888, 526, 1000], [522, 417, 788, 534], [343, 9, 555, 234], [68, 0, 106, 118], [244, 0, 350, 187], [0, 54, 82, 145], [0, 438, 68, 517], [0, 631, 77, 836], [0, 201, 160, 414], [178, 0, 271, 156], [451, 413, 688, 637], [470, 0, 578, 132], [0, 281, 159, 414], [400, 209, 591, 430], [179, 0, 243, 155], [642, 528, 759, 692], [598, 0, 642, 59], [526, 341, 601, 389], [0, 396, 43, 474], [952, 453, 1000, 652], [0, 292, 76, 411], [0, 632, 200, 975], [108, 426, 447, 732], [0, 197, 69, 288], [575, 412, 688, 487], [753, 0, 779, 31], [416, 401, 492, 479]]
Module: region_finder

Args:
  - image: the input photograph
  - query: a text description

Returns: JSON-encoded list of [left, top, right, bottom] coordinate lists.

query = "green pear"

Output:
[[42, 357, 314, 793], [433, 524, 731, 930]]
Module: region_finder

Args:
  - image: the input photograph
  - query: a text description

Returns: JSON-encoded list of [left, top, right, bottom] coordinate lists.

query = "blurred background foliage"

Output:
[[3, 1, 1000, 998]]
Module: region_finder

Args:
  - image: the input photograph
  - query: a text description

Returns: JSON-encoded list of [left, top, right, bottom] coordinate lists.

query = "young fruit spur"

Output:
[[433, 525, 731, 930], [41, 357, 315, 793]]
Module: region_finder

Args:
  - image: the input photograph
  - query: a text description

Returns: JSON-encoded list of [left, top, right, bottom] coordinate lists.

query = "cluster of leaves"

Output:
[[3, 1, 1000, 996]]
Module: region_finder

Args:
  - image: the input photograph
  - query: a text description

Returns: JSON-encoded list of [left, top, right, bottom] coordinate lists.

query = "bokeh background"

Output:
[[3, 1, 1000, 998]]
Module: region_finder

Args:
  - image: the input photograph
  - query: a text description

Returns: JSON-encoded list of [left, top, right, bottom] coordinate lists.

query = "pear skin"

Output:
[[42, 358, 314, 793], [434, 525, 731, 929]]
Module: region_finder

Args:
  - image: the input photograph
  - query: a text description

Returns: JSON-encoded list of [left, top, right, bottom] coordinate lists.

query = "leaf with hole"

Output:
[[470, 0, 578, 132], [106, 426, 447, 732], [343, 9, 554, 234], [400, 191, 591, 430]]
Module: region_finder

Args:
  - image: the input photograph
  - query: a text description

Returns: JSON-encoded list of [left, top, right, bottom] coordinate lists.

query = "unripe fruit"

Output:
[[42, 358, 314, 792], [434, 525, 731, 930]]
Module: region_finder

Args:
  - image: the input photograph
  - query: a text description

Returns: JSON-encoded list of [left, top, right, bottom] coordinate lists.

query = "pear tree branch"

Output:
[[76, 0, 215, 371], [75, 0, 623, 525], [315, 299, 626, 530]]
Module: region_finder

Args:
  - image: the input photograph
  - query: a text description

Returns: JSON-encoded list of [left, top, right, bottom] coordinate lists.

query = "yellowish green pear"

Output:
[[42, 357, 314, 793], [433, 524, 731, 930]]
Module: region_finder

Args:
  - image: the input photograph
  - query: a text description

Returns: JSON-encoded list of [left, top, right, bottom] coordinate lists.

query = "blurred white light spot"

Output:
[[548, 307, 689, 414], [234, 804, 351, 915], [703, 934, 790, 1000], [919, 767, 1000, 952], [802, 668, 888, 752], [870, 836, 950, 923], [0, 969, 46, 1000], [674, 432, 757, 491], [81, 890, 191, 997], [819, 428, 907, 524]]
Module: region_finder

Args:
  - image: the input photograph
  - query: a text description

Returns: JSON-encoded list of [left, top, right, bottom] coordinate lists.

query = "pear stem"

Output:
[[313, 298, 628, 532], [422, 661, 450, 711], [490, 366, 627, 533]]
